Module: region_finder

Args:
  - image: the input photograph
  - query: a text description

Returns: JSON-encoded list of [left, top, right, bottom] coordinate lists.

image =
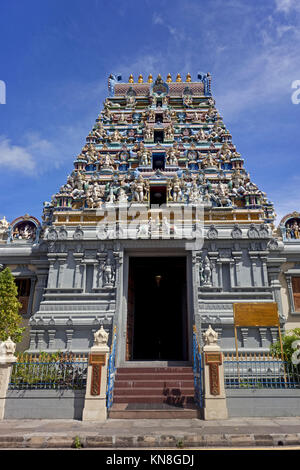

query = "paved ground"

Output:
[[1, 416, 300, 448]]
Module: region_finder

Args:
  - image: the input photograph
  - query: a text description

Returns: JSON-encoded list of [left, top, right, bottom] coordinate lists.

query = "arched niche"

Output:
[[279, 212, 300, 241], [11, 215, 41, 242]]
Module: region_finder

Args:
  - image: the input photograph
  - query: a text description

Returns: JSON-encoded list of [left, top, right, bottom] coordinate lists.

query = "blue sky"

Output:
[[0, 0, 299, 224]]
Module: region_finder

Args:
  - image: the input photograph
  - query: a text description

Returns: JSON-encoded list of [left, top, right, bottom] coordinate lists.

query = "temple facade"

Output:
[[0, 72, 297, 364]]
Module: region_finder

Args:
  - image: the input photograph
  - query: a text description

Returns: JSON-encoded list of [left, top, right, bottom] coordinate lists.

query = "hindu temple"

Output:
[[1, 72, 298, 417]]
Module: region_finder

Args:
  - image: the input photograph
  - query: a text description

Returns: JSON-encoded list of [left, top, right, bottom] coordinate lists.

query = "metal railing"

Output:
[[9, 353, 88, 390], [107, 326, 117, 410], [224, 353, 300, 389], [192, 325, 204, 408]]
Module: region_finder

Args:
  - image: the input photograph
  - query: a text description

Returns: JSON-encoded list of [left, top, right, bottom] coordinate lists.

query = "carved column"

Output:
[[203, 325, 228, 420], [37, 330, 44, 350], [82, 326, 110, 421], [269, 267, 284, 318], [285, 275, 296, 313], [229, 260, 235, 288], [32, 269, 48, 314], [93, 262, 99, 289], [73, 253, 83, 289], [47, 256, 58, 288], [48, 329, 56, 349], [240, 327, 249, 348], [57, 255, 67, 289], [232, 250, 242, 287], [209, 255, 218, 287], [216, 260, 222, 288], [260, 256, 269, 287], [259, 327, 268, 348], [0, 338, 17, 420], [249, 254, 258, 287]]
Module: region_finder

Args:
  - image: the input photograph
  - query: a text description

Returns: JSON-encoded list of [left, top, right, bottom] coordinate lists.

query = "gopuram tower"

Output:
[[28, 72, 283, 362]]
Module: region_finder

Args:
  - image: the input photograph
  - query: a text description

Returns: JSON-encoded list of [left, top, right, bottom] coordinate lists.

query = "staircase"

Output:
[[109, 366, 201, 419]]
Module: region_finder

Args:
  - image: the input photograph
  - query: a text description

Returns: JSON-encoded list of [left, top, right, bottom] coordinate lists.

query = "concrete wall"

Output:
[[226, 389, 300, 417], [4, 390, 85, 420]]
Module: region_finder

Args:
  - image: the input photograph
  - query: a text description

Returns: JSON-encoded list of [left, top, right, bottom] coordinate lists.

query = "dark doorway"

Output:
[[150, 185, 166, 206], [155, 113, 163, 123], [154, 130, 164, 143], [127, 257, 188, 361], [15, 278, 31, 315], [152, 154, 165, 170]]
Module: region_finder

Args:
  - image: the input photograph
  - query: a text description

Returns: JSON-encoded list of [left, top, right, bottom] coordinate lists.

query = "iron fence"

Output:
[[224, 353, 300, 389], [9, 353, 88, 390], [107, 326, 117, 410], [193, 325, 204, 407]]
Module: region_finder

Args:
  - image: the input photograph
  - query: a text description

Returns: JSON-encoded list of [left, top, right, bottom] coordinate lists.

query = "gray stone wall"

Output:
[[226, 389, 300, 417], [4, 390, 85, 420]]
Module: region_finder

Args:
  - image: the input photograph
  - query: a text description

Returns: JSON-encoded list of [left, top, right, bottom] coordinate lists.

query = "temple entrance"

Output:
[[127, 257, 188, 361]]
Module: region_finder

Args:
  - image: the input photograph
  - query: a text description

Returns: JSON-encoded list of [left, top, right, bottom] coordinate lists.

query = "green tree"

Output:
[[270, 328, 300, 361], [0, 267, 25, 342]]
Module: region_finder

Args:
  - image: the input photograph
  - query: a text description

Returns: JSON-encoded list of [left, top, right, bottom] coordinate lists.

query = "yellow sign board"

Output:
[[233, 302, 279, 327]]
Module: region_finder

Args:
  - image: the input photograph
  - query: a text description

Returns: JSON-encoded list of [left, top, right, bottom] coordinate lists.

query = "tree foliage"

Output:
[[0, 267, 25, 342], [270, 328, 300, 361]]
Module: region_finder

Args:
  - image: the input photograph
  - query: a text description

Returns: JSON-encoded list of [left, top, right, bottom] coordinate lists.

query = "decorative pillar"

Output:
[[260, 256, 268, 287], [93, 262, 99, 289], [47, 256, 58, 288], [269, 267, 284, 318], [232, 251, 242, 287], [203, 325, 228, 420], [0, 338, 17, 420], [73, 253, 83, 289], [229, 260, 235, 288], [82, 326, 110, 421], [249, 254, 258, 287], [57, 256, 67, 289], [32, 268, 49, 314], [259, 327, 268, 348], [240, 327, 249, 348]]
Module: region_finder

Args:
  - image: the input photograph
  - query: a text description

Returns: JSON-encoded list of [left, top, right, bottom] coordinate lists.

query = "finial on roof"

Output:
[[186, 73, 192, 82], [138, 74, 143, 83], [147, 74, 153, 83], [128, 74, 134, 83], [176, 73, 182, 82], [166, 73, 172, 83]]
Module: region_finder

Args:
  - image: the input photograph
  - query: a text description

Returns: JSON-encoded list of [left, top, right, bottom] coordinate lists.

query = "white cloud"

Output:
[[275, 0, 300, 13], [0, 137, 36, 173], [0, 130, 81, 176]]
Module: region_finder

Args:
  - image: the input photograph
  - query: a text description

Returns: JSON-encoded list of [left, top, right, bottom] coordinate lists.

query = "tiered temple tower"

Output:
[[24, 72, 284, 361]]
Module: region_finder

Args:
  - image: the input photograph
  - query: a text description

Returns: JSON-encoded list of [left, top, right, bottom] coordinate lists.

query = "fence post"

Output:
[[82, 326, 110, 421], [203, 325, 228, 420], [0, 338, 17, 420]]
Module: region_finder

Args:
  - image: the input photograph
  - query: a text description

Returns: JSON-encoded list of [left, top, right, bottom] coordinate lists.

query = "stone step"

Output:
[[113, 395, 195, 404], [114, 373, 194, 381], [116, 367, 194, 374], [115, 380, 194, 388], [109, 403, 200, 419], [114, 387, 195, 396], [111, 366, 197, 417]]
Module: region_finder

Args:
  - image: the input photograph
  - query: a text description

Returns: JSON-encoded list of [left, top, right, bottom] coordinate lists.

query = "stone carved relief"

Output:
[[58, 226, 68, 240], [207, 225, 218, 239], [102, 252, 116, 287], [48, 227, 58, 241], [93, 325, 109, 347], [199, 255, 212, 286], [268, 239, 279, 251], [73, 226, 84, 240], [247, 224, 259, 239], [203, 325, 218, 346], [231, 224, 242, 239]]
